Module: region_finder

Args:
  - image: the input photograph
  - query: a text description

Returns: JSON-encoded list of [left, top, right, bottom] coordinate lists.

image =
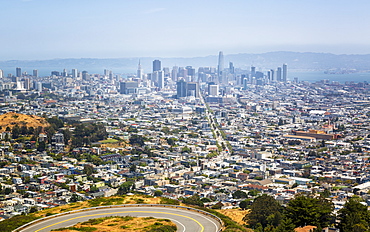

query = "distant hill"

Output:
[[0, 112, 49, 132], [1, 51, 370, 75]]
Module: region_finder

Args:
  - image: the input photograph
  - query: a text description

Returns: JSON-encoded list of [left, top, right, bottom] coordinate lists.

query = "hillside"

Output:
[[0, 112, 49, 132], [0, 195, 250, 232]]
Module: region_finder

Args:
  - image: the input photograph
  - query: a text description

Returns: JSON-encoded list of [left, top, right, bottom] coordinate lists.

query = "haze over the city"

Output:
[[1, 0, 370, 60]]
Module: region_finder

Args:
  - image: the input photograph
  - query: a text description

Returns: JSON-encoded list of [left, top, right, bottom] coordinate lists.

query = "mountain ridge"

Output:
[[1, 51, 370, 75]]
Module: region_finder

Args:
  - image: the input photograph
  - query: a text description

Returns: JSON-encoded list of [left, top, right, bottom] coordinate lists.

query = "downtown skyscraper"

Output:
[[153, 60, 161, 72], [283, 63, 287, 82], [137, 60, 144, 80], [217, 51, 224, 84]]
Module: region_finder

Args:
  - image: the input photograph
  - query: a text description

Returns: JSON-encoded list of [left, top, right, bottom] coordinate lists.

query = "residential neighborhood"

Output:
[[0, 63, 369, 231]]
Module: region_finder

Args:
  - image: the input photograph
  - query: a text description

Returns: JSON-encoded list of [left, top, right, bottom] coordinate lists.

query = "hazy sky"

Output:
[[1, 0, 370, 60]]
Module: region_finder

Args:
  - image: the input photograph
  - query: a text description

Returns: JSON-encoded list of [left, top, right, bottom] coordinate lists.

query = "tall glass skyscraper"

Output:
[[277, 67, 282, 82], [217, 51, 224, 84], [153, 60, 161, 72], [283, 63, 287, 82]]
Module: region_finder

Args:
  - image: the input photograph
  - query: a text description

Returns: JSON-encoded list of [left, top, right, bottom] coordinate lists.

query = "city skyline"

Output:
[[1, 0, 370, 60]]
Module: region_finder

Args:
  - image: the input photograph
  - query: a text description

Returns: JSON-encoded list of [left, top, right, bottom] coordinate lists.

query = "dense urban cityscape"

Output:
[[0, 51, 369, 232]]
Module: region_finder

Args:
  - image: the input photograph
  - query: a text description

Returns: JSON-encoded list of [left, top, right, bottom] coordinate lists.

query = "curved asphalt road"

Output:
[[19, 206, 221, 232]]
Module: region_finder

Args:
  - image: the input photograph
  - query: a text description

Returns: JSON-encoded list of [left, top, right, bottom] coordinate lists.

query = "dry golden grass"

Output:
[[51, 216, 177, 232], [34, 195, 162, 218], [0, 112, 49, 132], [217, 208, 249, 225]]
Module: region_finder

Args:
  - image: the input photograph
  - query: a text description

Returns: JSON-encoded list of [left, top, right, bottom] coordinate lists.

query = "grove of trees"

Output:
[[242, 193, 368, 232]]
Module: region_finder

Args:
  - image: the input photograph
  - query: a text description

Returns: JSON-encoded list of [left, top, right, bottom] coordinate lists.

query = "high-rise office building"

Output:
[[157, 70, 164, 89], [277, 67, 282, 82], [208, 84, 219, 96], [16, 67, 21, 77], [72, 69, 78, 78], [33, 69, 38, 77], [176, 79, 187, 98], [282, 63, 287, 82], [51, 71, 60, 76], [240, 74, 247, 86], [243, 77, 248, 90], [251, 66, 256, 77], [187, 82, 199, 97], [120, 81, 138, 94], [267, 70, 272, 82], [178, 67, 187, 79], [270, 69, 274, 81], [152, 71, 158, 84], [171, 66, 178, 81], [153, 60, 161, 72], [82, 71, 89, 81], [217, 51, 224, 83], [24, 78, 31, 90], [36, 82, 43, 92], [186, 66, 196, 82], [137, 60, 144, 80], [163, 67, 170, 77], [62, 69, 68, 77], [0, 69, 3, 78], [229, 62, 234, 74]]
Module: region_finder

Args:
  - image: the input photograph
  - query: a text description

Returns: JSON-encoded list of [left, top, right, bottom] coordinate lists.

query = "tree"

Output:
[[320, 189, 331, 198], [285, 194, 334, 228], [83, 165, 95, 176], [118, 181, 134, 195], [181, 146, 191, 153], [4, 187, 13, 195], [12, 125, 20, 139], [337, 198, 370, 232], [161, 127, 171, 134], [27, 126, 35, 135], [181, 194, 204, 207], [129, 134, 145, 147], [62, 129, 72, 145], [4, 133, 9, 142], [44, 126, 56, 143], [274, 217, 296, 232], [249, 189, 260, 196], [29, 206, 38, 213], [200, 198, 212, 203], [129, 164, 137, 173], [211, 201, 223, 209], [166, 137, 177, 146], [239, 199, 252, 210], [20, 125, 28, 135], [153, 190, 163, 197], [232, 190, 247, 199], [244, 194, 282, 230], [47, 116, 64, 130], [37, 141, 46, 152], [70, 193, 83, 202]]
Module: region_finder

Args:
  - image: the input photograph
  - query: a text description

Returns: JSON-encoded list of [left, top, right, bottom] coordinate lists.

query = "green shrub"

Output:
[[0, 215, 41, 232], [160, 197, 180, 205]]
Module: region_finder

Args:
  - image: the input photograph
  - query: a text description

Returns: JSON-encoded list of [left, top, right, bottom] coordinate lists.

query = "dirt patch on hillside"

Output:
[[0, 112, 49, 131]]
